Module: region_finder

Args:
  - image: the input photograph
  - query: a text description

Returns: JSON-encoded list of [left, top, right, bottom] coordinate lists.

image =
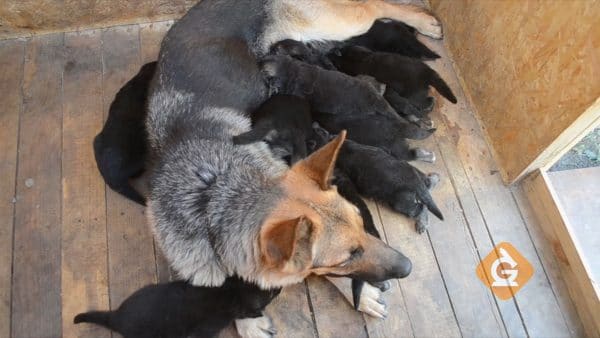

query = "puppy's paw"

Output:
[[235, 316, 276, 338], [418, 118, 435, 130], [414, 148, 436, 163], [427, 173, 441, 189], [413, 11, 443, 39], [415, 208, 429, 234], [357, 283, 388, 319]]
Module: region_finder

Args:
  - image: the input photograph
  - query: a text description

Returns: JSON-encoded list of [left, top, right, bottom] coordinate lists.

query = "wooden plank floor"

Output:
[[0, 22, 584, 338]]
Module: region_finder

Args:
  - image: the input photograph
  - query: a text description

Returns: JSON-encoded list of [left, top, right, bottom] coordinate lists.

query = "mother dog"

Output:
[[146, 0, 441, 336]]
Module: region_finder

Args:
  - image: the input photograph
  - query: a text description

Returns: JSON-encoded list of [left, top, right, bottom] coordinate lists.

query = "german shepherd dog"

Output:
[[145, 1, 441, 336]]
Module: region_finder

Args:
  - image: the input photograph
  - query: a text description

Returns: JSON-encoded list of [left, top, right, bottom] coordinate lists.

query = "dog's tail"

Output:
[[426, 67, 457, 104], [413, 168, 444, 221], [74, 311, 114, 330]]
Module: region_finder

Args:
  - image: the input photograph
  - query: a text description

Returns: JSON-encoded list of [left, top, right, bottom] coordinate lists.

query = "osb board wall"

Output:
[[0, 0, 198, 39], [429, 0, 600, 183]]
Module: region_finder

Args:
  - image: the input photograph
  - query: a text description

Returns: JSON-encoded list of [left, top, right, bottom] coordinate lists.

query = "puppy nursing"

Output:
[[84, 0, 456, 337]]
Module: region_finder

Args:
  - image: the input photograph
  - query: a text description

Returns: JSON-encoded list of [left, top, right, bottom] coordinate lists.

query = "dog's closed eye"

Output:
[[338, 247, 364, 267]]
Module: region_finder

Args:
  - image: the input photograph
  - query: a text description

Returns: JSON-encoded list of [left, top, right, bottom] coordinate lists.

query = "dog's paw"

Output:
[[357, 283, 388, 319], [415, 208, 429, 234], [418, 118, 435, 130], [414, 148, 436, 163], [413, 11, 443, 39], [427, 173, 441, 189], [235, 316, 276, 338], [370, 280, 392, 292]]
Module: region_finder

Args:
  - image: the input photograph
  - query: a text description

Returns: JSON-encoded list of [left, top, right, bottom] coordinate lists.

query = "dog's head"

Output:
[[326, 45, 372, 71], [257, 131, 411, 287]]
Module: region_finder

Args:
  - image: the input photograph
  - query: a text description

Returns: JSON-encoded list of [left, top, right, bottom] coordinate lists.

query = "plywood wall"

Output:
[[429, 0, 600, 183], [0, 0, 197, 38]]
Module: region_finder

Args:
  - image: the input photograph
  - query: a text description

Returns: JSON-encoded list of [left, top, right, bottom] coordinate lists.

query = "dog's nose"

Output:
[[391, 255, 412, 278]]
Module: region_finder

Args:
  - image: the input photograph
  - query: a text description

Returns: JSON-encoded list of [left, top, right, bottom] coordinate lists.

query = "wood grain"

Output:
[[139, 21, 173, 63], [0, 38, 25, 338], [522, 171, 600, 337], [512, 185, 584, 338], [409, 137, 508, 337], [429, 0, 600, 183], [61, 29, 110, 338], [11, 33, 64, 338], [265, 283, 317, 338], [421, 35, 572, 337], [139, 20, 174, 283], [0, 1, 190, 39], [307, 275, 368, 338], [376, 204, 461, 338], [363, 200, 414, 338], [102, 25, 158, 307], [416, 36, 529, 337]]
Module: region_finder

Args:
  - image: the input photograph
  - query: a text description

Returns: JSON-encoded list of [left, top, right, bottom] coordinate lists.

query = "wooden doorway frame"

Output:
[[521, 98, 600, 337]]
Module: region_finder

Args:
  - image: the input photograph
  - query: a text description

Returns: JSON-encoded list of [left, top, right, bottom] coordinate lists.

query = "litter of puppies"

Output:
[[84, 1, 457, 337]]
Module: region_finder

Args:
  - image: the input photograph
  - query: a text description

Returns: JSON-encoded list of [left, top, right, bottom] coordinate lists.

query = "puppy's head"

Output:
[[233, 95, 311, 165], [257, 131, 411, 287], [259, 55, 291, 94], [327, 45, 372, 71]]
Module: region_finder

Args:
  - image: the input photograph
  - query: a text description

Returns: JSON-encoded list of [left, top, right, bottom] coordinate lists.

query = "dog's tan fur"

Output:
[[261, 0, 442, 51], [255, 132, 406, 288], [147, 2, 439, 333]]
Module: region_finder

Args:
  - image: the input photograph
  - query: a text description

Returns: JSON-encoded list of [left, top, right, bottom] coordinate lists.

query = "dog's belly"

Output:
[[153, 0, 269, 117]]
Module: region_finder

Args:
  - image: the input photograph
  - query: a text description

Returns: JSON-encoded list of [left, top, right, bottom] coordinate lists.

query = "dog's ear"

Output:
[[261, 216, 313, 268], [293, 130, 346, 190]]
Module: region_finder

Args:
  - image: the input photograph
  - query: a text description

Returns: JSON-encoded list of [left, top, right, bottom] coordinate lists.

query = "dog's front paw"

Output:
[[357, 282, 388, 319], [415, 207, 429, 234], [370, 280, 392, 292], [414, 148, 436, 163], [235, 316, 276, 338], [413, 11, 443, 39]]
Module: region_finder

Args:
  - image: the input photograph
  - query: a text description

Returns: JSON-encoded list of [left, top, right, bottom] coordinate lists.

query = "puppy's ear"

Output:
[[293, 130, 346, 190], [232, 127, 273, 145], [261, 216, 313, 268]]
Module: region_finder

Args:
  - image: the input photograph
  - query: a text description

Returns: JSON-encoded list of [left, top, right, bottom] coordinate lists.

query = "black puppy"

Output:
[[261, 55, 435, 162], [316, 113, 435, 162], [310, 124, 443, 233], [346, 20, 440, 59], [93, 62, 156, 205], [269, 39, 336, 70], [233, 94, 312, 165], [74, 277, 281, 338], [329, 46, 457, 115]]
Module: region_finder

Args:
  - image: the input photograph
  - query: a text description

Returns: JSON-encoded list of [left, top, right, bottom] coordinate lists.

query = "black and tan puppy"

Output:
[[310, 124, 443, 233], [233, 94, 312, 165], [346, 20, 440, 59], [93, 62, 156, 205], [74, 277, 281, 338], [261, 55, 435, 162], [329, 45, 457, 114]]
